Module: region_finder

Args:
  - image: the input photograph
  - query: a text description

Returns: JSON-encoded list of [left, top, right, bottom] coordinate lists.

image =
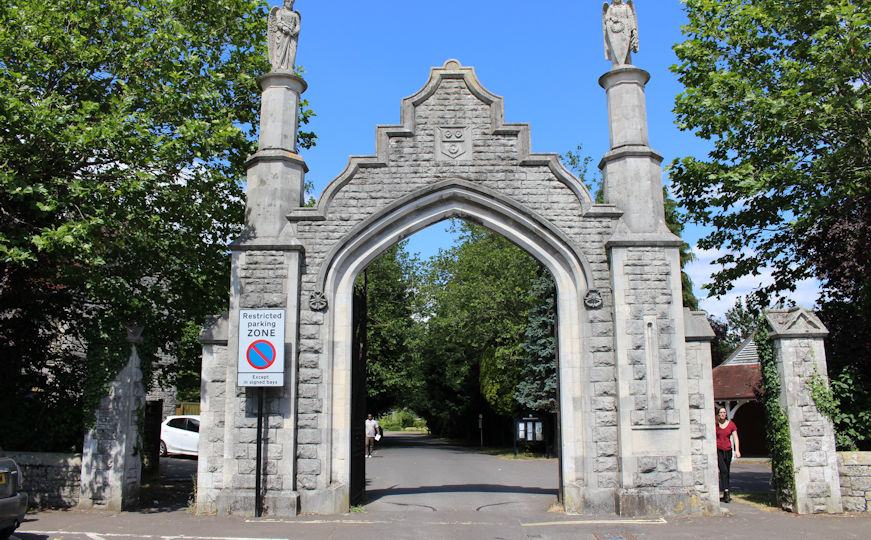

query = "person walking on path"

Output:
[[365, 413, 380, 458], [716, 405, 741, 503]]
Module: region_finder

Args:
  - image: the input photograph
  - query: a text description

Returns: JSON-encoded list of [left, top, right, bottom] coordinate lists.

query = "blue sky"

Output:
[[267, 0, 820, 318]]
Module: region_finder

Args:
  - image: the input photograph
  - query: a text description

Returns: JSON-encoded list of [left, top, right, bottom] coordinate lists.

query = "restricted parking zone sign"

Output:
[[237, 309, 285, 387]]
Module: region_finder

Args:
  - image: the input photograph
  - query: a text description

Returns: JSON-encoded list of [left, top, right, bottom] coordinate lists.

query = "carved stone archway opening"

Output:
[[318, 180, 594, 509]]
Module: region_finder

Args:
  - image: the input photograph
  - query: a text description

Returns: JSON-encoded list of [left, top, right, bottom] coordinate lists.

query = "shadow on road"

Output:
[[373, 433, 466, 450], [138, 456, 197, 513], [365, 483, 557, 504]]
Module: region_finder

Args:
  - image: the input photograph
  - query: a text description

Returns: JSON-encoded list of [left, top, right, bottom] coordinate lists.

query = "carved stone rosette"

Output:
[[584, 290, 604, 309], [309, 291, 328, 311]]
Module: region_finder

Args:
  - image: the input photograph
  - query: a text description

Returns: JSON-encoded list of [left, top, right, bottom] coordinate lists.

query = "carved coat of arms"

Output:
[[437, 126, 471, 160]]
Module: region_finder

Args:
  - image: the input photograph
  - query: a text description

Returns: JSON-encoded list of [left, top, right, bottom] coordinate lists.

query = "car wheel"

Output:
[[0, 527, 13, 540], [159, 440, 168, 457]]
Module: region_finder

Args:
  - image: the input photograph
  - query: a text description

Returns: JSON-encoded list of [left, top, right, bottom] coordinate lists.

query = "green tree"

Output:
[[724, 297, 762, 347], [358, 243, 419, 416], [515, 270, 558, 413], [671, 0, 871, 307], [410, 221, 541, 439], [706, 315, 732, 367], [0, 0, 314, 451], [706, 297, 764, 367], [671, 1, 871, 433]]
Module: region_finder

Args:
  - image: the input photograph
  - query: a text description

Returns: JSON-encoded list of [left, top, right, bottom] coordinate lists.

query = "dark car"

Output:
[[0, 458, 27, 539]]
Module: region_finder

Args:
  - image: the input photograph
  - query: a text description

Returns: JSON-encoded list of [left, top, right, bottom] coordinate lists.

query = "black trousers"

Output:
[[717, 448, 732, 492]]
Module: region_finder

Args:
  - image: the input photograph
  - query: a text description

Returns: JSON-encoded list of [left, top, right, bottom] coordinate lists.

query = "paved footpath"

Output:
[[15, 434, 871, 540]]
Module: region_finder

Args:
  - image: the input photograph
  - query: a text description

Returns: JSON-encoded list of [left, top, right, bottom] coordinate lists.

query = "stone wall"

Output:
[[4, 452, 81, 508], [147, 352, 180, 421], [838, 452, 871, 512]]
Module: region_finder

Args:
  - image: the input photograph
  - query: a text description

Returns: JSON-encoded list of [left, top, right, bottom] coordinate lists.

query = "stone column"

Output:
[[199, 68, 308, 516], [599, 62, 713, 514], [598, 67, 668, 236], [244, 72, 308, 239], [79, 327, 146, 511], [766, 308, 843, 514], [196, 312, 229, 514]]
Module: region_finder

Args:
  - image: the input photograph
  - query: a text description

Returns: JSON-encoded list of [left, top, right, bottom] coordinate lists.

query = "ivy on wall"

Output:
[[755, 323, 796, 510], [807, 365, 871, 451]]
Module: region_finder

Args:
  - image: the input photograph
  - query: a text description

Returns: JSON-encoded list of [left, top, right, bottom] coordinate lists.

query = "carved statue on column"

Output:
[[602, 0, 639, 68], [268, 0, 300, 73]]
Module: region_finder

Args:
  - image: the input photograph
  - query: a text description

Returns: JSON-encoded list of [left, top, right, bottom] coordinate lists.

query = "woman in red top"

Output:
[[716, 405, 741, 503]]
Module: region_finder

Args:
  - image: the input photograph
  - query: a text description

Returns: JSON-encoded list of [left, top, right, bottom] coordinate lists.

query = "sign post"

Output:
[[237, 309, 286, 517]]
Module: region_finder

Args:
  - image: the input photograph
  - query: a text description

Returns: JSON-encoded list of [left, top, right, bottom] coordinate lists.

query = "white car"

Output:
[[160, 415, 200, 457]]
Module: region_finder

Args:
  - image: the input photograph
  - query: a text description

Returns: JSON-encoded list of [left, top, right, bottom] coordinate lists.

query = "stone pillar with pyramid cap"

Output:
[[766, 308, 843, 514], [79, 327, 146, 511], [595, 1, 720, 515]]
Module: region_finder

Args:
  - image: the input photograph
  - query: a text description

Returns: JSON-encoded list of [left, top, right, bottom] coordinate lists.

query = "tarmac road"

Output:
[[364, 432, 559, 513], [12, 433, 871, 540]]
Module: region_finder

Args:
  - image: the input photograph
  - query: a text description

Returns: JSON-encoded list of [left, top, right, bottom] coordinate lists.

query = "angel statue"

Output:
[[268, 0, 301, 72], [602, 0, 639, 68]]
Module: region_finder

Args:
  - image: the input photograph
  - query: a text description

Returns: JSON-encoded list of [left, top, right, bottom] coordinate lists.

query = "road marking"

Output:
[[246, 519, 503, 526], [245, 519, 392, 525], [521, 517, 667, 526], [23, 531, 287, 540]]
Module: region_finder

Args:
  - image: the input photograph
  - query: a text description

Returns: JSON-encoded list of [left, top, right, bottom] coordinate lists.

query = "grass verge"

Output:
[[731, 491, 780, 511]]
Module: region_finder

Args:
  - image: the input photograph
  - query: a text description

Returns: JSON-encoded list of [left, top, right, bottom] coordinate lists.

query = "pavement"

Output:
[[13, 433, 871, 540]]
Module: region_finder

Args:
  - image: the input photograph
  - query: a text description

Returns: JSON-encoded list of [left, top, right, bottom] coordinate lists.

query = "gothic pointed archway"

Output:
[[196, 58, 721, 518], [317, 179, 595, 508]]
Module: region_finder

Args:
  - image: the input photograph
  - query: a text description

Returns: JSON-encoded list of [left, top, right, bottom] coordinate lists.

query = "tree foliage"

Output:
[[706, 314, 731, 368], [671, 0, 871, 306], [358, 243, 419, 416], [672, 0, 871, 436], [0, 0, 305, 451], [515, 271, 558, 413], [706, 296, 764, 367], [408, 221, 543, 438]]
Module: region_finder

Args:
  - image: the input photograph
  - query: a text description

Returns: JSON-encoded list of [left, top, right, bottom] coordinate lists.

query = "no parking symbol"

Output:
[[237, 309, 285, 387], [246, 340, 276, 369]]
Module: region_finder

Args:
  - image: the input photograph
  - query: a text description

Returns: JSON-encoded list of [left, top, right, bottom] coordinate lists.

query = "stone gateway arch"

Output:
[[195, 10, 722, 517]]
